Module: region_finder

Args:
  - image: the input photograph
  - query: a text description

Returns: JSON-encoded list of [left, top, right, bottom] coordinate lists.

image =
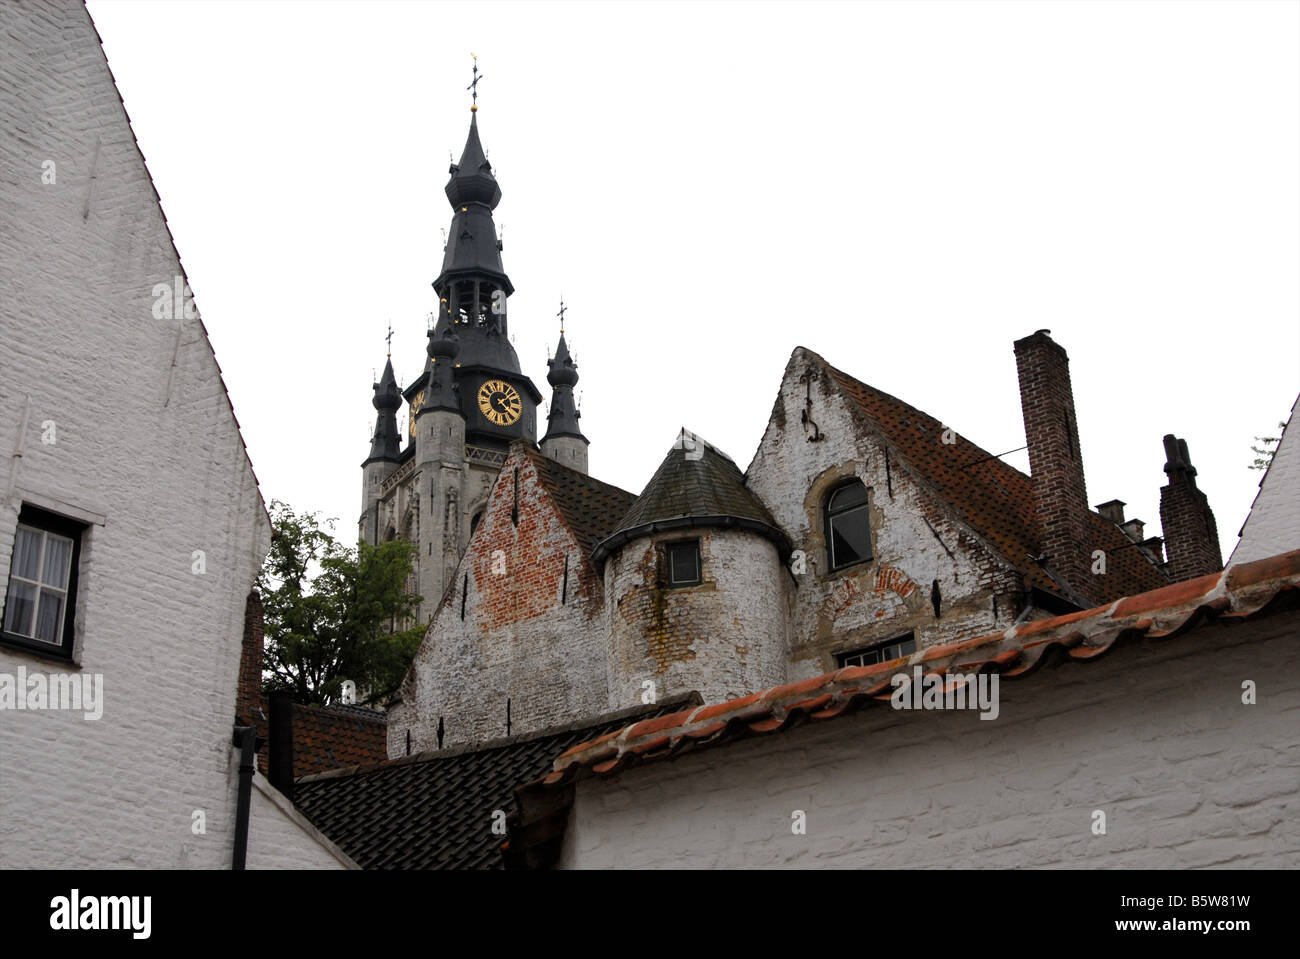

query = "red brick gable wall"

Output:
[[469, 451, 604, 630], [389, 444, 617, 752]]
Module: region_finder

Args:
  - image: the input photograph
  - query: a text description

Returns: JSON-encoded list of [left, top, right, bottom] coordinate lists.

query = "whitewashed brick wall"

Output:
[[746, 349, 1029, 679], [389, 450, 611, 753], [0, 0, 337, 868], [561, 614, 1300, 868]]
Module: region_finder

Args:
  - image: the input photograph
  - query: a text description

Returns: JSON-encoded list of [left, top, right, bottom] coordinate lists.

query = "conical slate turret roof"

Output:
[[363, 358, 402, 465], [592, 429, 790, 566], [542, 331, 584, 443]]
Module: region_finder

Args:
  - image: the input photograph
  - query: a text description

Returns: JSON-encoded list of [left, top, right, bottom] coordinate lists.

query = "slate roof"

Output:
[[816, 352, 1169, 604], [293, 694, 700, 869], [593, 431, 791, 565], [522, 443, 637, 558], [509, 548, 1300, 865]]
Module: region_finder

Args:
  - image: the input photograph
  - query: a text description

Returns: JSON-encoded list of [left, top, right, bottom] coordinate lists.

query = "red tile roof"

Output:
[[530, 548, 1300, 789], [816, 351, 1169, 604]]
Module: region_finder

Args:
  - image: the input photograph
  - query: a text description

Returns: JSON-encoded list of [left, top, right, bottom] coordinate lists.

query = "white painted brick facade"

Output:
[[747, 349, 1029, 679], [1231, 397, 1300, 566], [243, 774, 356, 869], [561, 613, 1300, 868], [0, 0, 340, 868]]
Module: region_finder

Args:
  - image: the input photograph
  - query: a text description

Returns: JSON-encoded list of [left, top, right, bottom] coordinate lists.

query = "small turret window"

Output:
[[666, 541, 701, 588], [826, 480, 872, 570]]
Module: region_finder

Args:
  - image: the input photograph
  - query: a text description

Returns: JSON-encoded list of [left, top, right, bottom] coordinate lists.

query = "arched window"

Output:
[[470, 511, 484, 536], [825, 480, 872, 570]]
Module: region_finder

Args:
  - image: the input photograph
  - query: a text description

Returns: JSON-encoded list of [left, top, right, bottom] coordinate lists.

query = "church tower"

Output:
[[360, 72, 545, 621]]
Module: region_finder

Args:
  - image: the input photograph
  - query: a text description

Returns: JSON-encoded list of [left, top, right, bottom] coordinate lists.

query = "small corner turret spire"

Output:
[[541, 298, 589, 473], [364, 346, 402, 464], [420, 308, 463, 420]]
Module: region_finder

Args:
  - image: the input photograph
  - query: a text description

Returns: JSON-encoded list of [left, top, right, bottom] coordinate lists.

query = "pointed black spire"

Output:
[[445, 112, 501, 210], [542, 329, 584, 443], [421, 310, 462, 416], [364, 358, 401, 464], [435, 107, 515, 340]]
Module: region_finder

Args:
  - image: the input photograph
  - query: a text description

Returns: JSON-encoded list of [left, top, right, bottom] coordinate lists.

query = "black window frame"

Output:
[[835, 633, 916, 669], [2, 504, 85, 661], [665, 540, 702, 589], [825, 479, 873, 571]]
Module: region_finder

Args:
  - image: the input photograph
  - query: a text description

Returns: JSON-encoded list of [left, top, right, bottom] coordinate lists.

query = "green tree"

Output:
[[1250, 422, 1285, 472], [258, 500, 425, 707]]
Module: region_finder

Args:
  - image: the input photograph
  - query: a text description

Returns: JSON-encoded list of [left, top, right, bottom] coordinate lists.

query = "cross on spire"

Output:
[[467, 54, 483, 112], [385, 320, 393, 357], [557, 296, 567, 333]]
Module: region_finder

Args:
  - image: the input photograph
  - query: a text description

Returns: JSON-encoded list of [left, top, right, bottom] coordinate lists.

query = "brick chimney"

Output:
[[1014, 330, 1093, 604], [1158, 435, 1222, 581], [236, 590, 265, 729]]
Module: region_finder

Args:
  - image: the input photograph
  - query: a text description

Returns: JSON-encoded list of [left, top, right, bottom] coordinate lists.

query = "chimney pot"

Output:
[[1096, 499, 1126, 525], [1119, 517, 1145, 543]]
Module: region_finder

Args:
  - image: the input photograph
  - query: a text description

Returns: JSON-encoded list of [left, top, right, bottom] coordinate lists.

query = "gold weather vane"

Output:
[[468, 54, 483, 112]]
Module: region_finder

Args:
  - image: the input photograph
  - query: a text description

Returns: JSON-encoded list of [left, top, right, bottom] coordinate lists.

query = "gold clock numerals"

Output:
[[477, 378, 522, 426], [409, 389, 426, 438]]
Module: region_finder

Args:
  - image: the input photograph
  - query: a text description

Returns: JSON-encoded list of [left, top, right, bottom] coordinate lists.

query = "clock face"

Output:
[[478, 378, 522, 426], [408, 389, 426, 438]]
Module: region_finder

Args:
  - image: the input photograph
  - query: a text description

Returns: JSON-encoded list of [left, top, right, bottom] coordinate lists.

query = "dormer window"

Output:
[[826, 480, 872, 571]]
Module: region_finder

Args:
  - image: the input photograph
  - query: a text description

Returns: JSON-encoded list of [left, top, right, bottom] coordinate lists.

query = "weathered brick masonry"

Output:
[[389, 446, 621, 751]]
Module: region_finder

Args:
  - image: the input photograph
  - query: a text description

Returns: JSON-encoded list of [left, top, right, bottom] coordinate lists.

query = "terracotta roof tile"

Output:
[[532, 548, 1300, 793]]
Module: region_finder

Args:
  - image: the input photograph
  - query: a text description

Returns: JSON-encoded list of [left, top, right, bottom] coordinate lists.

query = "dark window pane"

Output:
[[829, 507, 872, 568], [828, 482, 868, 512], [836, 633, 916, 670], [668, 543, 699, 585]]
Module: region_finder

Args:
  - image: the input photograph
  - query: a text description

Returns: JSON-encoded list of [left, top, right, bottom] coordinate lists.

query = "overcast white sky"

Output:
[[87, 0, 1298, 559]]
